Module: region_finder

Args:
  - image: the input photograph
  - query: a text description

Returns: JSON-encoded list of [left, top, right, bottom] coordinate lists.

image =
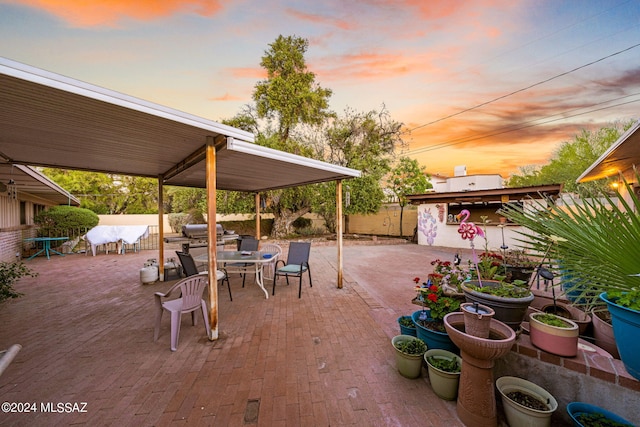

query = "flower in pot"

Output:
[[392, 335, 428, 379], [411, 277, 461, 353], [424, 349, 462, 401], [500, 169, 640, 380], [529, 312, 579, 357]]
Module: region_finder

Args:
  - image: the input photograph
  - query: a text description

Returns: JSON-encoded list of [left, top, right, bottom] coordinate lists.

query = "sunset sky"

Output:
[[1, 0, 639, 178]]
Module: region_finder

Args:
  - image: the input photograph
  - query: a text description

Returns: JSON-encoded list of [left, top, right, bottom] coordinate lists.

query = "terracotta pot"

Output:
[[460, 302, 495, 339], [529, 313, 579, 357], [591, 309, 620, 359]]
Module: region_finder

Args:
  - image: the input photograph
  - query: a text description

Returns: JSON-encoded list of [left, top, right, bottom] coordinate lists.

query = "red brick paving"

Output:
[[0, 242, 465, 427]]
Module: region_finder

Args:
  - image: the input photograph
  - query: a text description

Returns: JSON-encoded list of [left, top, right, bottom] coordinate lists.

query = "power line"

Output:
[[405, 42, 640, 134], [408, 96, 640, 154]]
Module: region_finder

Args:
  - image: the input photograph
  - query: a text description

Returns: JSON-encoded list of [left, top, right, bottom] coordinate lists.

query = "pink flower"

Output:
[[458, 222, 477, 240]]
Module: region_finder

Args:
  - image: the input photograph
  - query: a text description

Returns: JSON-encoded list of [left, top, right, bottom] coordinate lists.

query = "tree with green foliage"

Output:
[[506, 121, 634, 194], [41, 168, 158, 214], [254, 35, 334, 143], [312, 107, 404, 232], [386, 157, 430, 237], [189, 35, 404, 237]]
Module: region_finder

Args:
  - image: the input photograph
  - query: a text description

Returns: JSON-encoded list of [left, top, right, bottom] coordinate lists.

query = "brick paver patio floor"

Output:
[[0, 242, 468, 426]]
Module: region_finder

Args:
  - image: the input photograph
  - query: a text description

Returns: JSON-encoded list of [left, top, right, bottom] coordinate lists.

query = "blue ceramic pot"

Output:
[[411, 310, 458, 353], [566, 402, 633, 427], [398, 315, 417, 337], [600, 292, 640, 381]]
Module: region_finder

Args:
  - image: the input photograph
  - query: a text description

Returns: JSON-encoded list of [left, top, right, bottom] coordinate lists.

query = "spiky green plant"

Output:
[[500, 170, 640, 312]]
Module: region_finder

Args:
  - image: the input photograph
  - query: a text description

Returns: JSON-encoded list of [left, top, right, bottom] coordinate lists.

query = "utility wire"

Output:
[[405, 42, 640, 134], [408, 97, 640, 154]]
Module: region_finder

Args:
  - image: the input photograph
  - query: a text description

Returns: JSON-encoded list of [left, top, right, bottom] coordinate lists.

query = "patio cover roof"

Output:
[[0, 163, 80, 206], [0, 57, 360, 191], [577, 118, 640, 183]]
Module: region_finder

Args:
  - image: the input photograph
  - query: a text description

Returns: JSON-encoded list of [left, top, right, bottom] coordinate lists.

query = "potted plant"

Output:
[[496, 376, 558, 427], [456, 212, 535, 330], [424, 349, 461, 401], [566, 402, 634, 427], [398, 315, 417, 337], [392, 334, 428, 379], [412, 276, 460, 353], [500, 171, 640, 380], [529, 312, 579, 357], [501, 249, 537, 283]]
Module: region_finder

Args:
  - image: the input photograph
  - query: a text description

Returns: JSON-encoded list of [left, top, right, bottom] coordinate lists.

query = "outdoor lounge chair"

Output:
[[272, 241, 312, 298], [176, 251, 232, 301], [153, 272, 211, 351]]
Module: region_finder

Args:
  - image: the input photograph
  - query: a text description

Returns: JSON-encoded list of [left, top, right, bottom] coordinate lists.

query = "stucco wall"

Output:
[[347, 204, 417, 237], [415, 202, 529, 251]]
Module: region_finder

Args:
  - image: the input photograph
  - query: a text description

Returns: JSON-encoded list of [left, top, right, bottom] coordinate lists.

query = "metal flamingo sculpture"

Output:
[[457, 209, 485, 286]]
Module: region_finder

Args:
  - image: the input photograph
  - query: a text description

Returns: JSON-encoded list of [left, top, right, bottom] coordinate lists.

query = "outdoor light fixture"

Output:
[[7, 179, 17, 200]]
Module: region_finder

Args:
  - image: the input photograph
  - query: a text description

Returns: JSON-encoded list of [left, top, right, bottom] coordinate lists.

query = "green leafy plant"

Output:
[[427, 356, 461, 373], [0, 262, 38, 302], [464, 281, 531, 298], [500, 168, 640, 312], [576, 412, 630, 427], [532, 313, 573, 328], [394, 338, 427, 355], [399, 316, 415, 328]]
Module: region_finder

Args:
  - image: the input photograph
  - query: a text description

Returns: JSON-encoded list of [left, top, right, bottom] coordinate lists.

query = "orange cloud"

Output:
[[209, 93, 242, 101], [286, 8, 354, 31], [228, 67, 267, 80], [10, 0, 225, 27]]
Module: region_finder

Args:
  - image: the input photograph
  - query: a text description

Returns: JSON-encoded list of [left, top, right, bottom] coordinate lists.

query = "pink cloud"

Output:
[[286, 8, 354, 31], [10, 0, 225, 27], [209, 93, 242, 101]]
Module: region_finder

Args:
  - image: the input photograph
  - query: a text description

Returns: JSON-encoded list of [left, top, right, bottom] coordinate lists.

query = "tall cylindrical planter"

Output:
[[392, 335, 426, 379], [496, 376, 558, 427], [412, 310, 458, 353], [424, 349, 461, 401], [601, 292, 640, 381], [460, 302, 495, 338]]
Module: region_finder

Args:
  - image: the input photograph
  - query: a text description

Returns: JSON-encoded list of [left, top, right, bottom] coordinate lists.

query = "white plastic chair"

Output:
[[153, 272, 211, 351], [260, 243, 282, 282]]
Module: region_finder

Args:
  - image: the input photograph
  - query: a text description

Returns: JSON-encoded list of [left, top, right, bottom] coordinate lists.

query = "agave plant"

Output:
[[499, 170, 640, 313]]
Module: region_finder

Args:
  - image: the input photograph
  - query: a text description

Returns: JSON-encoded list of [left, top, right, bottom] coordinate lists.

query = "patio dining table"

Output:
[[194, 251, 275, 299], [24, 236, 69, 260]]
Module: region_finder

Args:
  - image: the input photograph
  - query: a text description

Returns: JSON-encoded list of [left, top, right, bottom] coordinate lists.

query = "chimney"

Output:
[[454, 165, 467, 177]]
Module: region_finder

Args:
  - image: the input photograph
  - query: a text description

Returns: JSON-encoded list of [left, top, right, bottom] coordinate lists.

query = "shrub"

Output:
[[34, 206, 98, 238], [0, 262, 38, 302]]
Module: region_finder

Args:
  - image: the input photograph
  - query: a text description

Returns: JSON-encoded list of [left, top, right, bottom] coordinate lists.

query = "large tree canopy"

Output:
[[254, 35, 334, 143], [220, 35, 403, 237], [41, 168, 158, 214], [506, 121, 634, 194]]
